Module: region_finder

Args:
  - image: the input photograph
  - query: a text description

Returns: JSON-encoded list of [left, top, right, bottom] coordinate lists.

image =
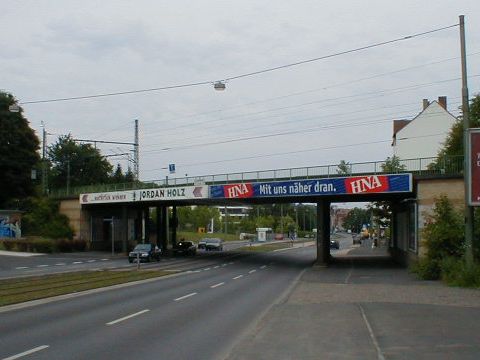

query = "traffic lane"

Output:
[[0, 248, 314, 360], [32, 250, 311, 360]]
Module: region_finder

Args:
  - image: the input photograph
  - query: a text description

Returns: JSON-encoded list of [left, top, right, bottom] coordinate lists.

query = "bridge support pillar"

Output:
[[156, 206, 169, 252], [171, 205, 178, 247], [142, 207, 150, 243], [121, 205, 128, 253], [316, 200, 331, 266]]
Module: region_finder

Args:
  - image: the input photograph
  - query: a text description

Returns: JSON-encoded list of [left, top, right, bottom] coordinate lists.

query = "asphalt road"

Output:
[[0, 241, 251, 279], [0, 245, 315, 360]]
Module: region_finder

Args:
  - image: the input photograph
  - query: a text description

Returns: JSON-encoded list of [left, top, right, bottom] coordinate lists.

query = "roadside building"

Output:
[[392, 96, 458, 166]]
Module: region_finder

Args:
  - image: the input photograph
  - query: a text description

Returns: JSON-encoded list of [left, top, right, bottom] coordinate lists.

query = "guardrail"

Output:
[[49, 155, 464, 198]]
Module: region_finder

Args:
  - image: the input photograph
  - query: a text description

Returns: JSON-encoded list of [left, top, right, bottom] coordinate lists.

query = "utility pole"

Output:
[[134, 119, 139, 181], [460, 15, 474, 265]]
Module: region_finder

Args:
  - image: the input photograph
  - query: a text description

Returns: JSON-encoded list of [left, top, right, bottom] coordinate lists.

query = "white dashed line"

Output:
[[106, 309, 150, 326], [37, 265, 49, 268], [87, 260, 96, 263], [203, 268, 211, 271], [233, 275, 243, 280], [210, 282, 225, 288], [72, 262, 83, 264], [222, 264, 227, 267], [2, 345, 50, 360], [213, 266, 220, 269], [55, 263, 66, 266], [174, 292, 197, 301], [260, 265, 267, 269], [248, 270, 256, 274], [101, 259, 109, 261], [228, 262, 234, 265], [15, 267, 29, 270]]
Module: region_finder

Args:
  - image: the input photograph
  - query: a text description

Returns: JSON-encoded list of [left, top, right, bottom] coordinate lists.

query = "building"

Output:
[[392, 96, 458, 163]]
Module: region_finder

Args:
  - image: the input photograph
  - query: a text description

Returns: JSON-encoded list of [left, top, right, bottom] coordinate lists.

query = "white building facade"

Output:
[[392, 97, 458, 161]]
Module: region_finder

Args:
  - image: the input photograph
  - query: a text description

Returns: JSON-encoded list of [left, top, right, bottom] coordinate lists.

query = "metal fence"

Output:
[[49, 155, 464, 198]]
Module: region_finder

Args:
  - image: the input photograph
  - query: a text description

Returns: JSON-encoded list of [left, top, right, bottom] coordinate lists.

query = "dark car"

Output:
[[330, 239, 340, 250], [128, 243, 161, 263], [198, 238, 208, 250], [205, 238, 224, 251], [173, 241, 196, 256]]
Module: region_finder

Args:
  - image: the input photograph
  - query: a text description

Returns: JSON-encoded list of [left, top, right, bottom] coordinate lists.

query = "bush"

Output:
[[57, 239, 73, 252], [410, 258, 441, 280], [72, 239, 87, 251], [31, 238, 55, 253], [441, 257, 480, 288], [2, 240, 14, 251]]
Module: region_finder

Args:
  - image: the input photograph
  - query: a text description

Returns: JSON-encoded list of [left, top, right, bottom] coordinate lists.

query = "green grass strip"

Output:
[[0, 270, 172, 307]]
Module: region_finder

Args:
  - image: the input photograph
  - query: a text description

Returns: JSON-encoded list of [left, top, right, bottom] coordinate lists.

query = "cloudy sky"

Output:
[[2, 1, 480, 182]]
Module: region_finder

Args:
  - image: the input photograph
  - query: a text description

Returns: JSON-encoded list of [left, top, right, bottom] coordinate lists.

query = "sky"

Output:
[[2, 1, 480, 183]]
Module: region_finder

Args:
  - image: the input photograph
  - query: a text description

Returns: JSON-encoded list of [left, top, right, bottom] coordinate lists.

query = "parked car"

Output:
[[128, 243, 161, 263], [173, 241, 197, 256], [198, 238, 208, 250], [330, 239, 340, 249], [205, 238, 224, 251]]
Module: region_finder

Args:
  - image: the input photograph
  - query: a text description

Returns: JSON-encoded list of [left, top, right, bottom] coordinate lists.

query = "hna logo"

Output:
[[345, 175, 389, 194], [224, 183, 254, 198]]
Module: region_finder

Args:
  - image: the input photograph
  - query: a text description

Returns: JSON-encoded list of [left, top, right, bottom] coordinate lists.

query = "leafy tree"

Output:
[[337, 160, 351, 175], [343, 207, 372, 233], [0, 92, 40, 207], [48, 135, 113, 189], [381, 155, 406, 173], [177, 206, 220, 232]]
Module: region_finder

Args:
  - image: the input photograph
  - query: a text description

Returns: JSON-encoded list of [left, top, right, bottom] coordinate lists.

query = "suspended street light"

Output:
[[213, 81, 226, 91]]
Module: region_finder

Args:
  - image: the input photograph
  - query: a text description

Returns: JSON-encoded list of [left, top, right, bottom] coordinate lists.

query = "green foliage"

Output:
[[336, 160, 351, 175], [381, 155, 406, 173], [177, 206, 221, 232], [440, 257, 480, 288], [410, 257, 442, 280], [22, 197, 74, 239], [48, 134, 114, 189], [343, 207, 372, 233], [0, 91, 41, 207]]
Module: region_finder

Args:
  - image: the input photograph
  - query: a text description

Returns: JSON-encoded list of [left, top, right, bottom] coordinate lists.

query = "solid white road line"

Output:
[[174, 292, 198, 301], [210, 282, 225, 288], [15, 267, 29, 270], [2, 345, 49, 360], [106, 309, 150, 326], [248, 270, 256, 274], [233, 275, 243, 280], [359, 305, 385, 360]]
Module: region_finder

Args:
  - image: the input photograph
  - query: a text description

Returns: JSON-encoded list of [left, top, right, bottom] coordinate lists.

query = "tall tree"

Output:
[[48, 135, 113, 189], [337, 160, 351, 175], [0, 92, 40, 207]]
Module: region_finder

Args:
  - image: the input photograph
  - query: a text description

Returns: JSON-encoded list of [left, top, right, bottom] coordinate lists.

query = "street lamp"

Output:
[[214, 81, 226, 91]]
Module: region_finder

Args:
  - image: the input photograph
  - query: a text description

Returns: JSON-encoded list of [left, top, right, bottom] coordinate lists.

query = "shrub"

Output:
[[2, 240, 14, 251], [411, 258, 441, 280], [31, 238, 55, 253], [57, 239, 73, 252], [441, 257, 480, 288], [72, 239, 87, 251]]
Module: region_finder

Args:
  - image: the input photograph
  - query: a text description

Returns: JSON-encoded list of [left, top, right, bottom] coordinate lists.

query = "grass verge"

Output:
[[0, 270, 172, 307]]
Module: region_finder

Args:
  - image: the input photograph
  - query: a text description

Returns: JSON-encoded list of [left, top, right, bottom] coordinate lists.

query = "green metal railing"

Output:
[[49, 155, 464, 198]]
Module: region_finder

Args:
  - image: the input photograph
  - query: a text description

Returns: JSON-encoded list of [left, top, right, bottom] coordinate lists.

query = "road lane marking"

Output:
[[174, 292, 197, 301], [37, 265, 49, 268], [101, 259, 109, 261], [233, 275, 243, 280], [248, 270, 256, 274], [87, 260, 96, 263], [214, 266, 220, 269], [260, 265, 267, 269], [203, 267, 211, 271], [210, 282, 225, 288], [106, 309, 150, 326], [222, 263, 227, 267], [228, 262, 234, 265], [359, 305, 385, 360], [15, 267, 29, 270], [72, 261, 83, 264], [55, 263, 66, 266], [2, 345, 49, 360]]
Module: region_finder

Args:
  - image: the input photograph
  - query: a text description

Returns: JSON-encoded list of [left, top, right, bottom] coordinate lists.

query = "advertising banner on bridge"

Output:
[[80, 185, 208, 204], [209, 174, 412, 199], [469, 129, 480, 206]]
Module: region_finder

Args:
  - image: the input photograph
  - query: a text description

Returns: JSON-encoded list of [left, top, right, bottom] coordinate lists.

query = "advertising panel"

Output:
[[80, 186, 208, 204], [210, 174, 412, 199], [469, 129, 480, 206]]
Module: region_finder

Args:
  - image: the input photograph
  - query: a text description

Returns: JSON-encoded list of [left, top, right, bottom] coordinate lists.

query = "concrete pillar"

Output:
[[316, 200, 331, 265], [171, 205, 178, 246], [144, 207, 150, 243], [156, 206, 169, 251], [121, 205, 128, 253]]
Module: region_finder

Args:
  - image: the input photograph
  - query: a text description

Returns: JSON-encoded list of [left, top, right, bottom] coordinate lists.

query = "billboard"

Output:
[[80, 186, 208, 204], [210, 174, 412, 199], [468, 129, 480, 206]]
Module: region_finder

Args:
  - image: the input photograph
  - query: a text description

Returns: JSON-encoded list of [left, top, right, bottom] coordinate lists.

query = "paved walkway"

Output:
[[228, 255, 480, 360]]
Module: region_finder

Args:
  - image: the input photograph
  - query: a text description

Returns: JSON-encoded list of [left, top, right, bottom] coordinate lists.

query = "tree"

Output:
[[0, 92, 40, 207], [337, 160, 351, 175], [48, 135, 113, 189], [343, 207, 372, 233]]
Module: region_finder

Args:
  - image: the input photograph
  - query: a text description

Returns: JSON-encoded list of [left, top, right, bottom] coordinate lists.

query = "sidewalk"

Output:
[[228, 256, 480, 359]]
